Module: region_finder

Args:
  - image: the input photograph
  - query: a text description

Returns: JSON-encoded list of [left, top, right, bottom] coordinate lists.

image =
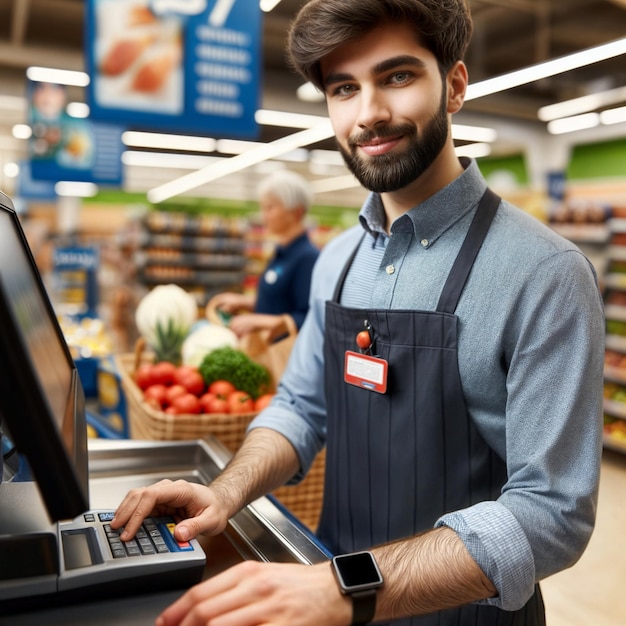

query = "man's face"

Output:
[[320, 23, 451, 193]]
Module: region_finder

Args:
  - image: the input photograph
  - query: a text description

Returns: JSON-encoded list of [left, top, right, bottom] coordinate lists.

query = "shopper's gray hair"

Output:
[[257, 170, 314, 213]]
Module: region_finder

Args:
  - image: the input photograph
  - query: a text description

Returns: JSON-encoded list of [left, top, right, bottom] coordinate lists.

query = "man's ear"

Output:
[[447, 61, 468, 114]]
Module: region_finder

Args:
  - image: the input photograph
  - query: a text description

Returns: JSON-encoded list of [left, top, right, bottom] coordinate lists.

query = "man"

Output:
[[113, 2, 604, 625]]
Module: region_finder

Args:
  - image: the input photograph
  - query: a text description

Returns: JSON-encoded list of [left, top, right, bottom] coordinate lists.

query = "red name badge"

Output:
[[344, 350, 388, 394]]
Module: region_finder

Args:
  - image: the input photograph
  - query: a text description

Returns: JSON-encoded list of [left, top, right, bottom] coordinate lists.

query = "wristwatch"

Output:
[[331, 551, 384, 625]]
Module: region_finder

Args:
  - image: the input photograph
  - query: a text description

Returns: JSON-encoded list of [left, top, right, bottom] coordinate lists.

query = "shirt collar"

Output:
[[358, 158, 488, 246], [275, 231, 309, 257]]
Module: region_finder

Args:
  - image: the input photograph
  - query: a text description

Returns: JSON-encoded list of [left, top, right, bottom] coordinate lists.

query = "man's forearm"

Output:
[[372, 526, 496, 621], [209, 427, 301, 518]]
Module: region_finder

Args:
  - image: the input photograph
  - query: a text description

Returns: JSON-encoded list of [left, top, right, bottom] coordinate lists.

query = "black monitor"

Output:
[[0, 191, 89, 522]]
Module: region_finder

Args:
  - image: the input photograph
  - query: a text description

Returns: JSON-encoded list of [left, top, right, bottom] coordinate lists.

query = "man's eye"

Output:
[[390, 71, 411, 84], [331, 84, 356, 97]]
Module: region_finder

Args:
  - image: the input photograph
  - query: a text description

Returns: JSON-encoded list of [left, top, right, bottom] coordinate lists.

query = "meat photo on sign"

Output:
[[94, 0, 184, 114]]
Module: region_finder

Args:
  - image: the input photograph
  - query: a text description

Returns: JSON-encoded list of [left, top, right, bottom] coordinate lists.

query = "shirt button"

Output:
[[386, 265, 395, 275], [421, 239, 429, 248]]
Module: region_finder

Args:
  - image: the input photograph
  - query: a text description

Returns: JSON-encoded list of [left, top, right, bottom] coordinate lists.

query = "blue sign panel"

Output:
[[27, 79, 124, 185], [16, 161, 57, 200], [85, 0, 261, 139]]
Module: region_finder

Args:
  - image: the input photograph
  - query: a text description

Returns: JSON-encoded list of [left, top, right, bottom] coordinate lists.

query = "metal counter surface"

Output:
[[0, 437, 330, 625]]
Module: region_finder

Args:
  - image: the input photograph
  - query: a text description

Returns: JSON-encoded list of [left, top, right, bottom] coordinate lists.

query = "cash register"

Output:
[[0, 192, 206, 612]]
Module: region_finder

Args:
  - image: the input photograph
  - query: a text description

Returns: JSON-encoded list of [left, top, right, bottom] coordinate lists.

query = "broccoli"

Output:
[[199, 347, 271, 399]]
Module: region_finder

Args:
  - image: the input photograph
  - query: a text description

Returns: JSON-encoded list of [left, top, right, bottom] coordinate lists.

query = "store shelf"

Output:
[[136, 211, 253, 306], [605, 305, 626, 323], [549, 223, 609, 243], [602, 216, 626, 455], [604, 365, 626, 385], [602, 434, 626, 454], [604, 398, 626, 419]]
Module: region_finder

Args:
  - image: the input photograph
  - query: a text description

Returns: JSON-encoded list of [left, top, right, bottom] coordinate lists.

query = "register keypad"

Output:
[[87, 512, 192, 558]]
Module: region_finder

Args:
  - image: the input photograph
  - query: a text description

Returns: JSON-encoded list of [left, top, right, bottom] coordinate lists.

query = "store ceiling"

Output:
[[0, 0, 625, 206]]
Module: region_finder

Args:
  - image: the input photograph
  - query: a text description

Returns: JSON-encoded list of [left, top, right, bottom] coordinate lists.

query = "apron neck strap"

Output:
[[436, 188, 501, 314]]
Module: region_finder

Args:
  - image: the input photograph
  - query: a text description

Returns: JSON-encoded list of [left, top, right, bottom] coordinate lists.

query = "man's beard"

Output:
[[337, 96, 449, 194]]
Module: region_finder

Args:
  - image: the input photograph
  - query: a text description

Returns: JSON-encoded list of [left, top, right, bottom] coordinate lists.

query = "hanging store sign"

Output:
[[27, 79, 124, 185], [85, 0, 261, 139]]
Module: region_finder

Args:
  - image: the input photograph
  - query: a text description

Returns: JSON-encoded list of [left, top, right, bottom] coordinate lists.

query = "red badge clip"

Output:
[[344, 350, 388, 394]]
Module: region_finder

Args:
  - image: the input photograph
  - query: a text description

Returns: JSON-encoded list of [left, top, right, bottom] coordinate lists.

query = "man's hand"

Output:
[[155, 560, 352, 626], [111, 479, 229, 543]]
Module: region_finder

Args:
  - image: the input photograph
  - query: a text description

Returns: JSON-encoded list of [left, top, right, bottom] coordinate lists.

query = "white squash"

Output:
[[135, 284, 198, 363], [181, 322, 238, 368]]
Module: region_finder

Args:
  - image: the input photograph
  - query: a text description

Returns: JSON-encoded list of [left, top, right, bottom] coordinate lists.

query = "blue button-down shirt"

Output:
[[250, 158, 605, 611]]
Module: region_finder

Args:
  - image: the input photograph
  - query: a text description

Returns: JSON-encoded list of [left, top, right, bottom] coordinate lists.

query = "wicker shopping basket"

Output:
[[115, 346, 325, 531]]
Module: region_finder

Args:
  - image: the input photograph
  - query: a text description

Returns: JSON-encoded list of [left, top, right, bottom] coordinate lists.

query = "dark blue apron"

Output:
[[318, 189, 544, 625]]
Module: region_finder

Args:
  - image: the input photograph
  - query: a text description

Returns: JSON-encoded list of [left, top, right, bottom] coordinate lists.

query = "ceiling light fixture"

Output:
[[66, 102, 90, 119], [147, 120, 334, 203], [259, 0, 282, 11], [296, 82, 326, 103], [454, 142, 492, 159], [122, 151, 220, 170], [547, 113, 601, 135], [466, 36, 626, 101], [538, 85, 626, 122], [55, 181, 98, 197], [600, 105, 626, 125], [255, 109, 328, 128], [12, 124, 32, 140], [451, 123, 497, 143], [123, 131, 218, 152], [26, 66, 90, 87]]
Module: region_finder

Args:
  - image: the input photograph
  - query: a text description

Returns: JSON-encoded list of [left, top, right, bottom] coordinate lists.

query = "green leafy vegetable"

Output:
[[199, 347, 271, 399]]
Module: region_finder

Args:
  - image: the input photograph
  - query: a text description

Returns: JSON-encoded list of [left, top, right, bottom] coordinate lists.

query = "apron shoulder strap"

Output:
[[436, 188, 501, 314]]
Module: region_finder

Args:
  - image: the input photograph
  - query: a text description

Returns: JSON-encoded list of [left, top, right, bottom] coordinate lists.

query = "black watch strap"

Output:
[[351, 588, 377, 625]]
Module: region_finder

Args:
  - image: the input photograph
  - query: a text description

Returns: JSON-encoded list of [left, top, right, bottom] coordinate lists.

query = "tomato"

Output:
[[143, 384, 169, 409], [254, 393, 275, 412], [356, 330, 371, 350], [176, 369, 205, 396], [165, 384, 187, 405], [203, 395, 230, 414], [151, 361, 177, 386], [199, 392, 217, 413], [208, 380, 236, 398], [134, 363, 155, 390], [170, 393, 202, 415], [227, 390, 254, 414]]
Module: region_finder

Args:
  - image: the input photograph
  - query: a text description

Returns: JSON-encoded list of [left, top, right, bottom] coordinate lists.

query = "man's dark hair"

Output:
[[287, 0, 473, 89]]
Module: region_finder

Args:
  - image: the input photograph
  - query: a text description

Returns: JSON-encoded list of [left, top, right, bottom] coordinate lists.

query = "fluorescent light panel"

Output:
[[122, 151, 219, 170], [454, 142, 492, 159], [66, 102, 90, 118], [26, 66, 90, 87], [466, 36, 626, 101], [147, 120, 335, 203], [12, 124, 32, 139], [538, 86, 626, 121], [601, 105, 626, 125], [547, 113, 600, 135], [259, 0, 282, 11], [123, 131, 217, 152], [255, 109, 328, 129], [55, 181, 98, 197]]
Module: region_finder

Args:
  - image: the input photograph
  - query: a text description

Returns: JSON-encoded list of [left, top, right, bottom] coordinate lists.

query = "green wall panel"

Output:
[[476, 154, 529, 186], [567, 138, 626, 180]]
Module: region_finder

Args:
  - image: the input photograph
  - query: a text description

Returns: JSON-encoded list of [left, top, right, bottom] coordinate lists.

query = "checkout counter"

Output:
[[0, 436, 330, 625]]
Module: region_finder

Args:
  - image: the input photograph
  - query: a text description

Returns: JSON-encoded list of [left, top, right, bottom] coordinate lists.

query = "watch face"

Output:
[[333, 551, 383, 590]]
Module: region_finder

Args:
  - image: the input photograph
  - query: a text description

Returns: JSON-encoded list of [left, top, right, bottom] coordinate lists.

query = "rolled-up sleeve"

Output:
[[440, 248, 604, 610]]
